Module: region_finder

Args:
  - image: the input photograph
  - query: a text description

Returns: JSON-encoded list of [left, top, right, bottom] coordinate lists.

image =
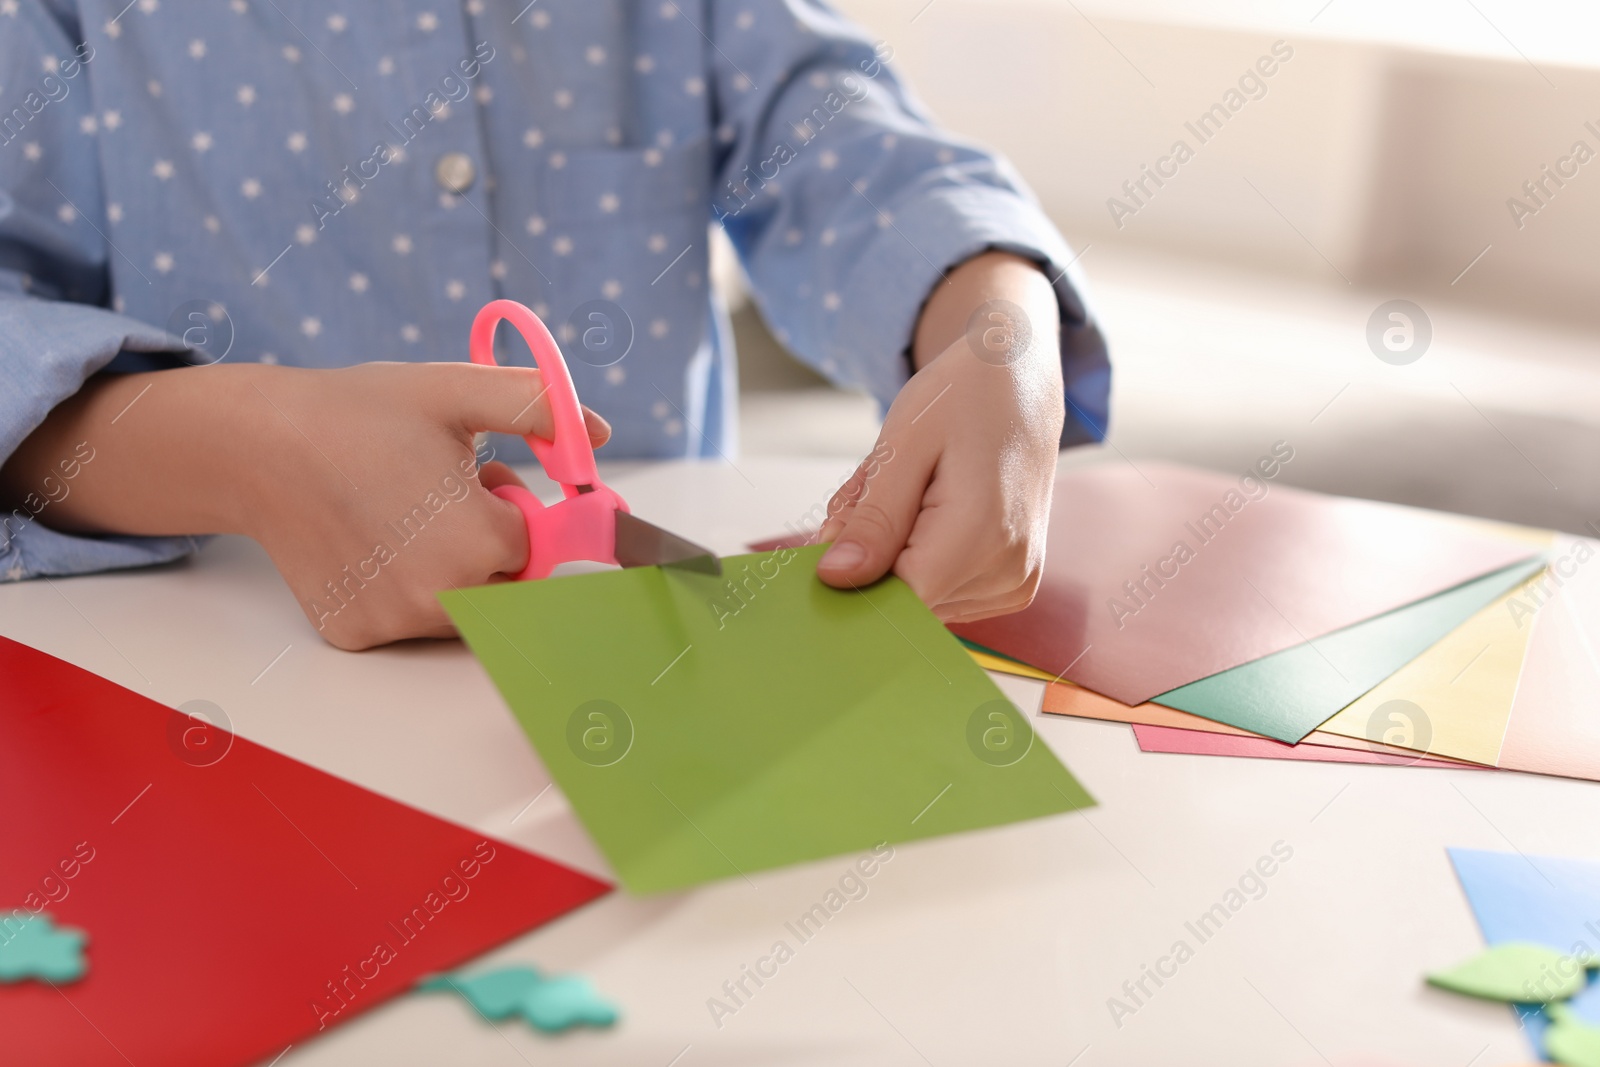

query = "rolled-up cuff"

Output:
[[0, 293, 198, 579], [0, 514, 205, 582]]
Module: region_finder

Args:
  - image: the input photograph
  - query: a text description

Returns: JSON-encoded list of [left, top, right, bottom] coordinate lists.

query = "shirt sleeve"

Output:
[[706, 0, 1110, 446], [1, 0, 202, 582]]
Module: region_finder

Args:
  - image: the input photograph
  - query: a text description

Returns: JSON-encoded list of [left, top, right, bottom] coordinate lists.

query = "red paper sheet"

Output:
[[948, 462, 1538, 705], [1131, 723, 1475, 769], [0, 637, 609, 1067]]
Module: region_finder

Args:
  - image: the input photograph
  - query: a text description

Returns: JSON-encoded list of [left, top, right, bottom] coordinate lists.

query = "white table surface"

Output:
[[4, 456, 1591, 1067]]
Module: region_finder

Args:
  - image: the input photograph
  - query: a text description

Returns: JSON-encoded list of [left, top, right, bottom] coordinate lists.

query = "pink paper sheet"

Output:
[[949, 462, 1539, 705], [1131, 723, 1474, 769], [1495, 534, 1600, 781]]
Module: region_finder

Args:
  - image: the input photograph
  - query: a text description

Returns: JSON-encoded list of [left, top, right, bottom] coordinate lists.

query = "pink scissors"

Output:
[[469, 299, 720, 581]]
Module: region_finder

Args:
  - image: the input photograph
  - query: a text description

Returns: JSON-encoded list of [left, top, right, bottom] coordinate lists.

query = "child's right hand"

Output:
[[0, 361, 611, 650], [238, 363, 613, 649]]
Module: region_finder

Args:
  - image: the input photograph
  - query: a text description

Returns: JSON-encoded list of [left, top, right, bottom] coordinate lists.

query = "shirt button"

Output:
[[435, 152, 476, 193]]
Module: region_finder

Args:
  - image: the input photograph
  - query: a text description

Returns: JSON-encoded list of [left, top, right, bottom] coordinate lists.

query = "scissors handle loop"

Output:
[[470, 299, 598, 492], [468, 299, 627, 580]]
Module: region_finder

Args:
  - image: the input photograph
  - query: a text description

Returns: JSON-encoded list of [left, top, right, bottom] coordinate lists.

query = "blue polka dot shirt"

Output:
[[0, 0, 1107, 580]]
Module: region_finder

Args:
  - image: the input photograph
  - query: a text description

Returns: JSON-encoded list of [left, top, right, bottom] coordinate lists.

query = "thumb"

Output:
[[474, 461, 534, 578], [437, 363, 612, 446], [815, 443, 933, 589], [476, 460, 528, 493]]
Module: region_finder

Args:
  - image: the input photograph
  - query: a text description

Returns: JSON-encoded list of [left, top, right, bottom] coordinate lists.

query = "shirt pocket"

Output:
[[536, 134, 711, 223], [504, 135, 715, 455]]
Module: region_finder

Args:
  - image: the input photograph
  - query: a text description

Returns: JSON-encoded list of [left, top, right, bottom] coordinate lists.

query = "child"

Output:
[[0, 0, 1107, 649]]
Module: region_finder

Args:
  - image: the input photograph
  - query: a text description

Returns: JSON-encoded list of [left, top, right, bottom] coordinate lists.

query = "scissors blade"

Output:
[[613, 511, 722, 575]]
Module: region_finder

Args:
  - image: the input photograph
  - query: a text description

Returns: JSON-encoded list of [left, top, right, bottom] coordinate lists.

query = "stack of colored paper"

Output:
[[952, 461, 1600, 782]]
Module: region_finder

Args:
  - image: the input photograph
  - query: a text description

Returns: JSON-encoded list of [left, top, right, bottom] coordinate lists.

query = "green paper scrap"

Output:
[[1151, 558, 1546, 742], [420, 966, 619, 1033], [1548, 1003, 1600, 1067], [517, 975, 618, 1032], [441, 545, 1093, 894], [421, 968, 539, 1017], [0, 912, 87, 983], [1426, 942, 1586, 1003]]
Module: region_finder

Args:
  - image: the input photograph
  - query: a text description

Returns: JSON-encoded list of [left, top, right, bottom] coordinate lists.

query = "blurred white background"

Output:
[[730, 0, 1600, 534]]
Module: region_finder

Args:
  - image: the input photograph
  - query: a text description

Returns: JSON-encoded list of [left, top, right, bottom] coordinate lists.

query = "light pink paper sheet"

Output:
[[1495, 534, 1600, 781]]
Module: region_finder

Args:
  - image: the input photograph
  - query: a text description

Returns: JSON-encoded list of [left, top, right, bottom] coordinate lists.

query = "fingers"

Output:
[[892, 497, 1036, 607], [307, 516, 526, 650], [927, 566, 1043, 624], [476, 460, 528, 493], [323, 614, 458, 652], [433, 363, 611, 446], [472, 476, 534, 579], [582, 407, 612, 446], [815, 440, 934, 589]]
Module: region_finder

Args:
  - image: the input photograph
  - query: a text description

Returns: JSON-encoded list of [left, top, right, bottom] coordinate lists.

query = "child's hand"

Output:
[[1, 362, 609, 650], [815, 253, 1066, 623], [238, 363, 611, 649]]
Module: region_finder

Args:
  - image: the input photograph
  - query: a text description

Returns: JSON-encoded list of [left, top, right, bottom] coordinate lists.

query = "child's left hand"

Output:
[[816, 252, 1068, 623]]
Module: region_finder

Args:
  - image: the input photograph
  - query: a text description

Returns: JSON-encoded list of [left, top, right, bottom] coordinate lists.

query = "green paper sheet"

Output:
[[441, 546, 1093, 893], [1151, 557, 1547, 743]]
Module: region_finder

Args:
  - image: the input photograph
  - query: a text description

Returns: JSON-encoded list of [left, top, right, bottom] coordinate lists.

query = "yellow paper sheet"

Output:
[[967, 648, 1057, 683]]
